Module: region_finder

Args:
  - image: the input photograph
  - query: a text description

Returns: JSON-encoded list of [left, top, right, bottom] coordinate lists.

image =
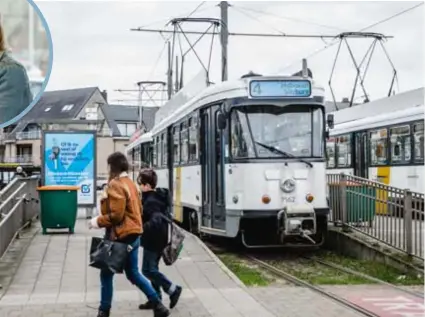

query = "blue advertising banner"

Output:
[[43, 131, 96, 206]]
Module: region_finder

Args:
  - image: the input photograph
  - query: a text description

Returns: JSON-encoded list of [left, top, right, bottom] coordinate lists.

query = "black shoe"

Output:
[[97, 310, 110, 317], [153, 302, 170, 317], [138, 300, 155, 310], [169, 286, 182, 309]]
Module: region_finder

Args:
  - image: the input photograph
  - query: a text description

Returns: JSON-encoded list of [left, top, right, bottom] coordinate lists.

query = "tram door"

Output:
[[354, 131, 369, 178], [200, 106, 226, 230]]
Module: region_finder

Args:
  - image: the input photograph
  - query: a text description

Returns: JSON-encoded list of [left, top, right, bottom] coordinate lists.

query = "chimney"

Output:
[[101, 90, 108, 102]]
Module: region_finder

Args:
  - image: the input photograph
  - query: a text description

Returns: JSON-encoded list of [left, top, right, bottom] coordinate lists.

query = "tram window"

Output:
[[173, 126, 180, 165], [188, 117, 198, 162], [326, 138, 336, 168], [157, 136, 162, 167], [336, 134, 351, 168], [230, 110, 249, 157], [370, 128, 388, 165], [180, 122, 189, 164], [413, 122, 424, 162], [162, 133, 168, 167], [152, 138, 158, 168], [390, 125, 411, 164]]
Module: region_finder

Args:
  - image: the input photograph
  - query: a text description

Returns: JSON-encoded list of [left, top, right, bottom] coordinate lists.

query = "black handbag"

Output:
[[89, 198, 132, 274]]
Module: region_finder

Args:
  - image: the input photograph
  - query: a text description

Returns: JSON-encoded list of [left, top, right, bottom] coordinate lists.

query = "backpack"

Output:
[[160, 213, 185, 266]]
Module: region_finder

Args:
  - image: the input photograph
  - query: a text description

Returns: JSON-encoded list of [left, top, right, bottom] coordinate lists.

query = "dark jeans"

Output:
[[100, 237, 159, 311], [142, 248, 175, 300]]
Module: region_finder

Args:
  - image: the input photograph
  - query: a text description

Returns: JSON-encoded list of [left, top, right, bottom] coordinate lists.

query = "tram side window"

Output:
[[156, 136, 162, 168], [413, 122, 424, 162], [173, 126, 180, 165], [326, 138, 336, 168], [336, 134, 351, 168], [162, 133, 168, 167], [152, 138, 158, 168], [188, 117, 198, 162], [370, 128, 388, 165], [180, 122, 189, 164], [390, 125, 411, 164]]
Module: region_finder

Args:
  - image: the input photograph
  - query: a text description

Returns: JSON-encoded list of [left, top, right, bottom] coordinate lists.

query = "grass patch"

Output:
[[318, 251, 424, 286], [269, 259, 371, 285], [218, 254, 271, 287]]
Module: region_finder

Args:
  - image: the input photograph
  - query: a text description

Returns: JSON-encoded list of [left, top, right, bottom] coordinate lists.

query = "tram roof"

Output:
[[330, 87, 424, 126], [126, 131, 152, 151], [151, 75, 325, 136], [330, 104, 424, 136]]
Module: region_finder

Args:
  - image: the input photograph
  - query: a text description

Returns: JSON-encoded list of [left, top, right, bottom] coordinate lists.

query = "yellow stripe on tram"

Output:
[[376, 166, 390, 215], [173, 167, 183, 222]]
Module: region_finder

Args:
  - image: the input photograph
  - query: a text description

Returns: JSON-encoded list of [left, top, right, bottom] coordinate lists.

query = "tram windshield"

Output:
[[230, 104, 324, 159]]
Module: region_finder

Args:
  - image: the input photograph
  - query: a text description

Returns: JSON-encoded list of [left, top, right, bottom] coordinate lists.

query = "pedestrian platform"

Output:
[[0, 220, 275, 317]]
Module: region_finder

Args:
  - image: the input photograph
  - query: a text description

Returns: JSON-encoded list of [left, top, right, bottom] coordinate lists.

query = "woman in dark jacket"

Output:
[[137, 169, 182, 310], [0, 22, 33, 124]]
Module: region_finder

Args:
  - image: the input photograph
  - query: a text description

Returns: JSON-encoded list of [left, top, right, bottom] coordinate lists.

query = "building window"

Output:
[[162, 133, 168, 167], [336, 134, 351, 168], [173, 126, 180, 165], [117, 123, 137, 137], [413, 122, 424, 163], [370, 128, 388, 165], [180, 122, 189, 164], [188, 117, 198, 162], [61, 104, 74, 112], [390, 125, 411, 164], [326, 137, 336, 168]]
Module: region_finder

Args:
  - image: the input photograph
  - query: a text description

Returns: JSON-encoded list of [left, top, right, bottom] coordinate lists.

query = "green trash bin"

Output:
[[37, 186, 79, 234], [329, 182, 376, 224], [346, 183, 376, 223]]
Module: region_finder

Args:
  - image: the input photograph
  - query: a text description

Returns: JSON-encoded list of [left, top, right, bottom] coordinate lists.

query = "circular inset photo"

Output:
[[0, 0, 52, 128]]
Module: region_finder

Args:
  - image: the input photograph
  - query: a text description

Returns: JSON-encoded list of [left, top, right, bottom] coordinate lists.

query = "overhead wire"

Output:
[[232, 4, 345, 32], [276, 2, 424, 73], [230, 5, 286, 35], [146, 1, 208, 82]]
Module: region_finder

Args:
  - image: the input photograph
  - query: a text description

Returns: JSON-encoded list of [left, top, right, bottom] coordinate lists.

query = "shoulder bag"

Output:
[[89, 193, 132, 274], [160, 214, 185, 266]]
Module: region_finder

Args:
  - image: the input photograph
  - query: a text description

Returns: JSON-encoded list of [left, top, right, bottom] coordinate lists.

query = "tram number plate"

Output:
[[283, 196, 296, 203]]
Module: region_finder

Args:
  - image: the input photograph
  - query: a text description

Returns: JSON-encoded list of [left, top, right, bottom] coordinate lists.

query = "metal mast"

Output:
[[220, 1, 229, 81]]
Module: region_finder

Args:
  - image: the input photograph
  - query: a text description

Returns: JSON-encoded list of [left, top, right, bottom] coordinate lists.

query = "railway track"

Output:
[[245, 254, 424, 317]]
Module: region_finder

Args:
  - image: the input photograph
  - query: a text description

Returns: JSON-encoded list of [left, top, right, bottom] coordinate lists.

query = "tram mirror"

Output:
[[327, 114, 334, 129], [217, 113, 227, 130]]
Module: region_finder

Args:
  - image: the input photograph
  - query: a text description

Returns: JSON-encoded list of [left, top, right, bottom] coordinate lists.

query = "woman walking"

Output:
[[0, 22, 32, 124], [89, 152, 170, 317], [137, 169, 182, 310]]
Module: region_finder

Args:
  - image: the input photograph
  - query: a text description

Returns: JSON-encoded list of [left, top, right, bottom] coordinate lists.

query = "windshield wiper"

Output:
[[254, 141, 313, 168]]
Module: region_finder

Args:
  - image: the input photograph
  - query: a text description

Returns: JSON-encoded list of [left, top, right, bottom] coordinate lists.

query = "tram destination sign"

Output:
[[249, 79, 311, 98]]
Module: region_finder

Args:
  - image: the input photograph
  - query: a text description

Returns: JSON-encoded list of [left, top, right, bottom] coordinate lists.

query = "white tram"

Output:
[[326, 88, 424, 194], [127, 74, 331, 247]]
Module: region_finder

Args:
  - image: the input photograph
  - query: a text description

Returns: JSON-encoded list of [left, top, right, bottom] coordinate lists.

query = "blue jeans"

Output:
[[100, 237, 159, 311], [142, 248, 174, 300]]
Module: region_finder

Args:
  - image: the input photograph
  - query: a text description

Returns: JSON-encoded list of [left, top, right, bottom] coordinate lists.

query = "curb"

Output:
[[184, 229, 247, 289]]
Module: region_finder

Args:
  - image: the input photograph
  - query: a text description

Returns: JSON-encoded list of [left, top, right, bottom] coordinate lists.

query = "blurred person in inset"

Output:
[[0, 21, 32, 123]]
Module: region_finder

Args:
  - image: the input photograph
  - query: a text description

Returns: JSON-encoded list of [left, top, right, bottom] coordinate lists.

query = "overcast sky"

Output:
[[35, 1, 424, 106]]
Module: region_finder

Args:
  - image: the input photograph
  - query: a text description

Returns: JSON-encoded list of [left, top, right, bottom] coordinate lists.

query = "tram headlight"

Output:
[[281, 179, 296, 193]]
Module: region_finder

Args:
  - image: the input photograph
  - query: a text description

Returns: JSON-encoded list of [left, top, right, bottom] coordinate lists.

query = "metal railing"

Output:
[[16, 131, 42, 140], [327, 173, 424, 259], [0, 176, 40, 259], [0, 155, 34, 164]]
